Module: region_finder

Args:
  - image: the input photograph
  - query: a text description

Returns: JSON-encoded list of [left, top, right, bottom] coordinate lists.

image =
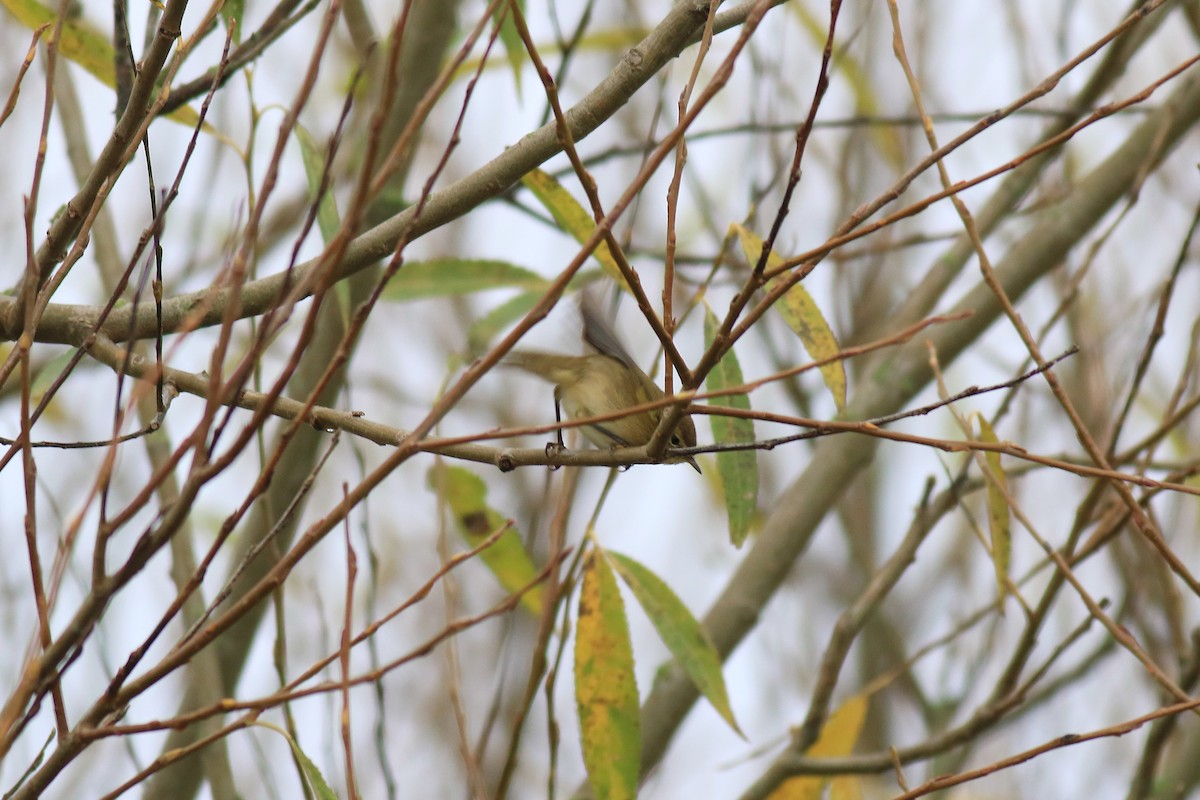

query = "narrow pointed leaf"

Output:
[[977, 416, 1011, 610], [576, 548, 640, 800], [608, 551, 741, 735], [810, 696, 869, 755], [295, 125, 342, 245], [773, 694, 868, 800], [254, 722, 338, 800], [491, 0, 525, 96], [1, 0, 210, 131], [289, 739, 338, 800], [383, 259, 549, 301], [521, 168, 628, 290], [428, 465, 543, 615], [30, 349, 76, 402], [465, 269, 603, 351], [830, 772, 865, 800], [2, 0, 111, 87], [220, 0, 244, 45], [703, 305, 758, 547], [296, 125, 349, 321], [467, 291, 542, 352], [734, 223, 846, 413]]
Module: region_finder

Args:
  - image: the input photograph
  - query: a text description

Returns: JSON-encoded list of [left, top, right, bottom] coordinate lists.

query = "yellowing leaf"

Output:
[[830, 774, 865, 800], [576, 548, 640, 800], [1, 0, 210, 132], [608, 552, 742, 735], [427, 465, 543, 615], [703, 304, 758, 547], [807, 694, 868, 758], [733, 224, 846, 413], [1, 0, 216, 131], [976, 416, 1011, 610], [772, 695, 868, 800], [2, 0, 109, 84], [521, 168, 628, 290]]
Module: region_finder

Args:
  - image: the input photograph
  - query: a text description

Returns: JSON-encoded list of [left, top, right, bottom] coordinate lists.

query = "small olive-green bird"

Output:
[[506, 300, 700, 472]]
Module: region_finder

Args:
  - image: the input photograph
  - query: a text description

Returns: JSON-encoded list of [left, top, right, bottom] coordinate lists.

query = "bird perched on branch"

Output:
[[505, 296, 699, 472]]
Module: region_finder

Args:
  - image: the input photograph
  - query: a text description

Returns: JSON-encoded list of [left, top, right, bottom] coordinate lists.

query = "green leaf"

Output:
[[463, 268, 604, 350], [976, 416, 1011, 610], [703, 305, 758, 547], [253, 722, 338, 800], [220, 0, 244, 45], [428, 465, 543, 615], [467, 290, 542, 352], [382, 259, 549, 301], [733, 223, 846, 413], [521, 168, 628, 290], [575, 547, 639, 800], [30, 348, 77, 403], [295, 125, 341, 245], [289, 739, 338, 800], [465, 269, 604, 351], [608, 552, 741, 735], [491, 0, 525, 97], [295, 125, 348, 321]]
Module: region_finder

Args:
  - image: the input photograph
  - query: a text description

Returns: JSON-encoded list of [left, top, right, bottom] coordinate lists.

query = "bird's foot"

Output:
[[545, 441, 565, 470]]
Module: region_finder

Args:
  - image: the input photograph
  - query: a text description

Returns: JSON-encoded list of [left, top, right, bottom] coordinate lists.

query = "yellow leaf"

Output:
[[521, 168, 629, 291], [2, 0, 110, 83], [772, 695, 868, 800], [830, 775, 864, 800], [427, 465, 544, 615], [576, 548, 640, 800], [733, 223, 846, 412], [1, 0, 213, 133]]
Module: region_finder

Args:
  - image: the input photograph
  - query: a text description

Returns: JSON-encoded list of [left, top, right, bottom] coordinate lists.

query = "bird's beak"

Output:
[[685, 455, 701, 474]]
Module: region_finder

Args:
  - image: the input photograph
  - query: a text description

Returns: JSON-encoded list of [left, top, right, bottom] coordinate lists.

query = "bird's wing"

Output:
[[579, 293, 640, 370]]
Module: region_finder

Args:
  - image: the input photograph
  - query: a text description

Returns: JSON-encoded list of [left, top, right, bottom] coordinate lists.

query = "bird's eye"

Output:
[[670, 434, 683, 447]]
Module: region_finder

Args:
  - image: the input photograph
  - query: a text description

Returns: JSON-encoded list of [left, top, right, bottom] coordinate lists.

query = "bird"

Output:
[[504, 297, 700, 472]]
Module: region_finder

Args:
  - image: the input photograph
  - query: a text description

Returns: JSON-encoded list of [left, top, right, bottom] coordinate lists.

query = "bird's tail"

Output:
[[503, 351, 585, 386]]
